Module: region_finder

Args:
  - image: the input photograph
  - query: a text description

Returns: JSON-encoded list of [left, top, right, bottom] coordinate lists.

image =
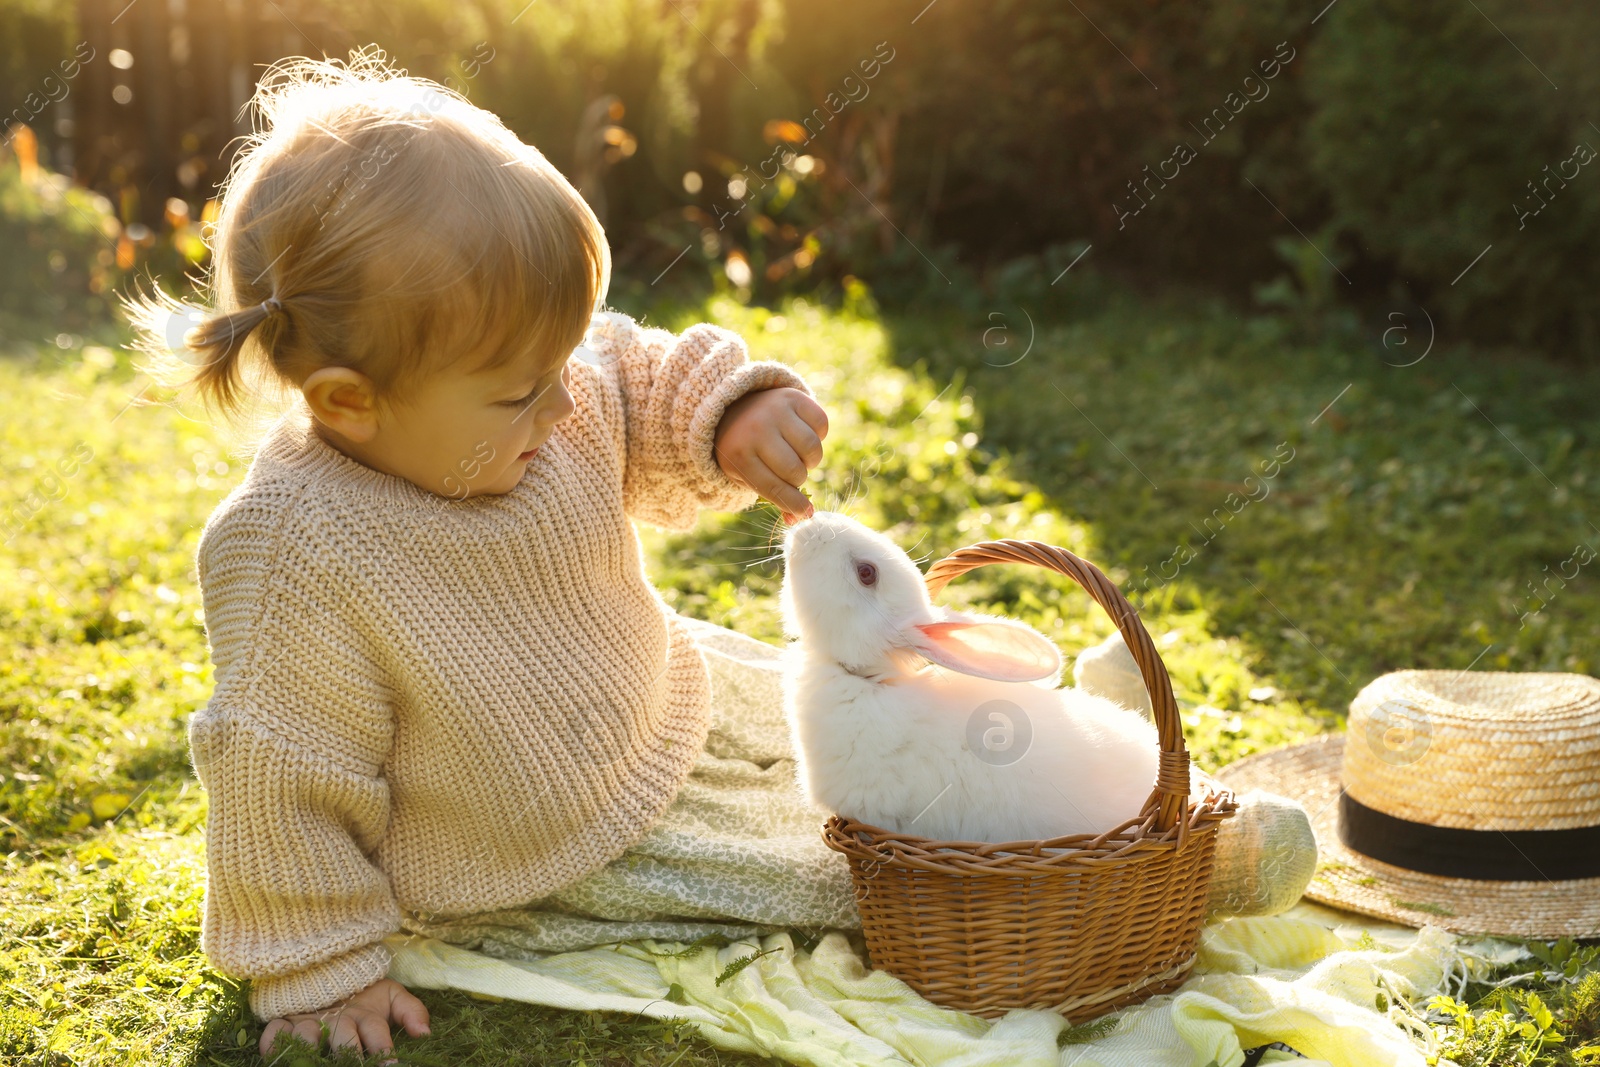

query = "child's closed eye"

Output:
[[497, 359, 570, 408]]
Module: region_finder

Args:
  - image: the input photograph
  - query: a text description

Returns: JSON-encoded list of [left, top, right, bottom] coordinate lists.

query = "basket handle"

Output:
[[922, 540, 1190, 834]]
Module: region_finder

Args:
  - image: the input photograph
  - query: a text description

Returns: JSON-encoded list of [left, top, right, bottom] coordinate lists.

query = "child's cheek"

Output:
[[472, 437, 497, 468]]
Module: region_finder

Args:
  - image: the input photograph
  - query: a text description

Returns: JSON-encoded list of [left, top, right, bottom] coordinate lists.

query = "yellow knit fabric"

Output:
[[189, 310, 812, 1021]]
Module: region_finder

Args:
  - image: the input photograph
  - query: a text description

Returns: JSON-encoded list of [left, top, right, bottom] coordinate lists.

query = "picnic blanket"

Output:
[[386, 615, 1528, 1066], [387, 903, 1524, 1066]]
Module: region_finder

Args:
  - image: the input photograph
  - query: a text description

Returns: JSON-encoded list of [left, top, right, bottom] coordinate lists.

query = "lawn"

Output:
[[2, 273, 1598, 1065]]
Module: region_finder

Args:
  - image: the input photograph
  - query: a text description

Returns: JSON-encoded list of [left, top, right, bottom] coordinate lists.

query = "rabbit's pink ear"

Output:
[[907, 620, 1062, 683]]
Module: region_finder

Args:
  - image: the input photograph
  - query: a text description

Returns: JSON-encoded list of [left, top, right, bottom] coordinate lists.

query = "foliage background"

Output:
[[7, 0, 1600, 357]]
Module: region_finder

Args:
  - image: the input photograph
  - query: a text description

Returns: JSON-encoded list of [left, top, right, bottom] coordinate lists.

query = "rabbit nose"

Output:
[[793, 520, 834, 541], [787, 510, 828, 533], [783, 518, 832, 555]]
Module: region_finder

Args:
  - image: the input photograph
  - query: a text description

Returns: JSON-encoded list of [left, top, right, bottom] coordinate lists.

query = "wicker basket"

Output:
[[821, 538, 1238, 1020]]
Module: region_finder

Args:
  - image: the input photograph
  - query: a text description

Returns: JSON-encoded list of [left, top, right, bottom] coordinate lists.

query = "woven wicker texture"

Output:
[[821, 539, 1237, 1019]]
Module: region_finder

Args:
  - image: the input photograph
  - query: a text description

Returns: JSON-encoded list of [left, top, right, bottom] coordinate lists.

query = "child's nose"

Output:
[[540, 388, 577, 427]]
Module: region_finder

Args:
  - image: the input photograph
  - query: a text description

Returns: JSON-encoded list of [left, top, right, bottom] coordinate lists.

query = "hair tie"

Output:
[[261, 296, 284, 317]]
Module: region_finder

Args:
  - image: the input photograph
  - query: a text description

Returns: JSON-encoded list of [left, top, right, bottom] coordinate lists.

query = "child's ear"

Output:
[[302, 367, 381, 442]]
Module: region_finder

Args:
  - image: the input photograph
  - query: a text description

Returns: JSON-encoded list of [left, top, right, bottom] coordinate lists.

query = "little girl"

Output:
[[127, 49, 855, 1061]]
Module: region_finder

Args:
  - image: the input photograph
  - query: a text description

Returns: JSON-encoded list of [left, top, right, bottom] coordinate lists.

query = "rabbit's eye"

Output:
[[855, 560, 878, 587]]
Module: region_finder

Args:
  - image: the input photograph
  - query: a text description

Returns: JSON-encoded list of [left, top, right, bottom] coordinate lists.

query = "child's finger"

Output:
[[778, 411, 825, 471], [291, 1016, 324, 1050], [259, 1019, 294, 1058], [389, 986, 431, 1036], [755, 435, 810, 490], [327, 1012, 364, 1053], [742, 456, 813, 520], [791, 392, 830, 441], [354, 1013, 397, 1058]]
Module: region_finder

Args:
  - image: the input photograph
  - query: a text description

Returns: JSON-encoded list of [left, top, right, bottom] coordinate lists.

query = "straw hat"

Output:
[[1215, 670, 1600, 938]]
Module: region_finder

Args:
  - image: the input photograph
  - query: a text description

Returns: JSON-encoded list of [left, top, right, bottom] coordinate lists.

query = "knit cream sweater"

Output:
[[190, 310, 812, 1021]]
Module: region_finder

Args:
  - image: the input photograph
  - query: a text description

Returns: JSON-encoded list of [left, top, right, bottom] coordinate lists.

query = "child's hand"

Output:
[[714, 387, 829, 525], [259, 977, 430, 1064]]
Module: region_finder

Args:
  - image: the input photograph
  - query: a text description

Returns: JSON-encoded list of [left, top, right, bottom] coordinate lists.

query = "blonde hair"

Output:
[[124, 46, 611, 430]]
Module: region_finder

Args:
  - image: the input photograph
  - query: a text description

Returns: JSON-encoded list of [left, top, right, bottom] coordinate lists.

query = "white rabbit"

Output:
[[1074, 630, 1155, 720], [780, 510, 1161, 844]]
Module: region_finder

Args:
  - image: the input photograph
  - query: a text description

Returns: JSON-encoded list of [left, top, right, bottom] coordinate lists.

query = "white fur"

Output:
[[1073, 630, 1155, 720], [780, 511, 1160, 843]]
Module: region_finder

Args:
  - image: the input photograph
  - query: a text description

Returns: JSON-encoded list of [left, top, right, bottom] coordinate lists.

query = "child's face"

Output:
[[422, 343, 579, 498], [306, 339, 578, 499]]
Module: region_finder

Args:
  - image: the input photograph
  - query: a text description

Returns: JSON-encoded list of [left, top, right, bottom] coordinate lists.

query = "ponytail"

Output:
[[183, 295, 290, 417], [119, 281, 294, 427]]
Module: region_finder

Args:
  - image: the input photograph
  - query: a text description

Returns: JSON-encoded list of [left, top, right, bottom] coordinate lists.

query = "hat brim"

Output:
[[1216, 735, 1600, 939]]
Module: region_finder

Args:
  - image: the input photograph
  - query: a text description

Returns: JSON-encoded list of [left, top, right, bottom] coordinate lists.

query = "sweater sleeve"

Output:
[[584, 311, 816, 531], [191, 710, 400, 1020], [191, 505, 402, 1021]]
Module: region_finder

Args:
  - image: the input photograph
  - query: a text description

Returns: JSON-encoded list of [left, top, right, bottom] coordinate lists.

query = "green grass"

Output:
[[882, 285, 1600, 717], [3, 276, 1598, 1064]]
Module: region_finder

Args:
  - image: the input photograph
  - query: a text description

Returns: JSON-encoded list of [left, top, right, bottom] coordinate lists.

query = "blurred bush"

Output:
[[3, 0, 1596, 359], [0, 127, 125, 336], [338, 0, 1283, 311], [0, 125, 205, 341], [1304, 0, 1600, 361]]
